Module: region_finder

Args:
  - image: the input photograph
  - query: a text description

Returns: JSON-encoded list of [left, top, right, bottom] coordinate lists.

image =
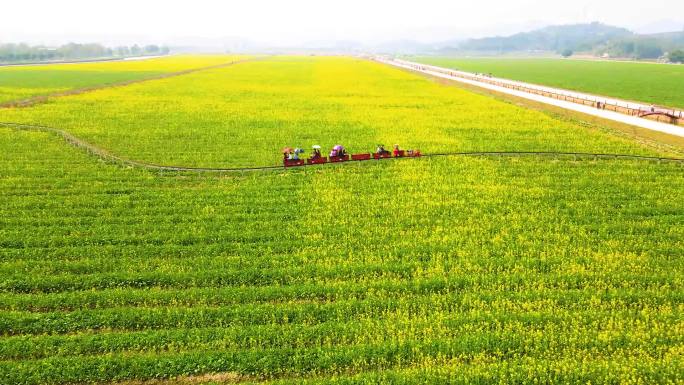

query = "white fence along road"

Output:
[[376, 57, 684, 139]]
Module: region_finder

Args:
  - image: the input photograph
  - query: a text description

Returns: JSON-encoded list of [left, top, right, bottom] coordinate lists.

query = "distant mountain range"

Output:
[[167, 22, 684, 59], [446, 22, 684, 59], [456, 23, 632, 53]]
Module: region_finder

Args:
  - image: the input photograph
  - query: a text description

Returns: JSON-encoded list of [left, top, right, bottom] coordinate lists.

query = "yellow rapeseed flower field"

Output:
[[0, 56, 663, 167]]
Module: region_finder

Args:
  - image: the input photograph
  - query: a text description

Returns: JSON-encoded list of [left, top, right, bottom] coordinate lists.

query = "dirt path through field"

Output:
[[0, 58, 257, 109]]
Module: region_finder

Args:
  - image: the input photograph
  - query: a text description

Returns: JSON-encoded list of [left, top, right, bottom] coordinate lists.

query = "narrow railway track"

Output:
[[2, 122, 683, 174]]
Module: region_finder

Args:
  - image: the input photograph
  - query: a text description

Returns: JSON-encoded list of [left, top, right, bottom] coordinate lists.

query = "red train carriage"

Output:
[[283, 159, 305, 167], [329, 155, 351, 163], [307, 158, 328, 165], [351, 153, 371, 161]]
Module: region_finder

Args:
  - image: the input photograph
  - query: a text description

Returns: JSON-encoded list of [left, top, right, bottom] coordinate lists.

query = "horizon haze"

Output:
[[2, 0, 683, 50]]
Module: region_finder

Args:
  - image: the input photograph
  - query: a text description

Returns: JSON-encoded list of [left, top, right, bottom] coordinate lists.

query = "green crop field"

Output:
[[411, 57, 684, 109], [1, 56, 683, 385], [0, 55, 239, 104]]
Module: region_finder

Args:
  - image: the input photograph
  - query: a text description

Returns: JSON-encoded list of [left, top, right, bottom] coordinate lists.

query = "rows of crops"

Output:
[[0, 56, 670, 169], [2, 126, 683, 384], [411, 57, 684, 110], [1, 56, 683, 384], [0, 55, 240, 104]]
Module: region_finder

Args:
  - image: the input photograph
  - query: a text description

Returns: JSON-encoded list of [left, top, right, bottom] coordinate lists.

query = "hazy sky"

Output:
[[3, 0, 683, 46]]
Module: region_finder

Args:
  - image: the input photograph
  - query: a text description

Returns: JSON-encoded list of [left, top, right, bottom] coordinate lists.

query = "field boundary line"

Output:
[[0, 57, 259, 109], [2, 122, 683, 173]]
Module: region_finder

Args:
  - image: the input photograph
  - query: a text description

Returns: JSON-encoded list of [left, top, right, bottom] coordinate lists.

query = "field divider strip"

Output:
[[0, 57, 260, 109], [2, 121, 683, 173]]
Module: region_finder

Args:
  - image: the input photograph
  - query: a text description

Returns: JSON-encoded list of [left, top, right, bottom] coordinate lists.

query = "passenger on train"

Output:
[[376, 144, 390, 155], [289, 148, 304, 160], [311, 145, 322, 160], [282, 147, 293, 160], [393, 144, 401, 157], [330, 145, 346, 157]]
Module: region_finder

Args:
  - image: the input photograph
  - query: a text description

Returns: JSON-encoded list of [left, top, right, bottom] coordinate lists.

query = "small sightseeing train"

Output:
[[283, 148, 422, 168]]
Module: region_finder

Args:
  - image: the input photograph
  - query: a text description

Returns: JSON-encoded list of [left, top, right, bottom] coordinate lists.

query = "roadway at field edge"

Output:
[[1, 122, 683, 174], [378, 58, 684, 139]]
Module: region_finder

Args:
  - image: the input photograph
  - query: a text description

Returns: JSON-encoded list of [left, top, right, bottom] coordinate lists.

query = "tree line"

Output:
[[669, 50, 684, 63], [0, 43, 170, 63]]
